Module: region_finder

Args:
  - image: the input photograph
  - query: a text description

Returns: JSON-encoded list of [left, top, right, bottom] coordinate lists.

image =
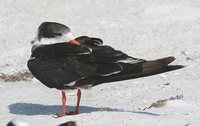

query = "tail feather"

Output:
[[142, 56, 175, 74], [76, 57, 184, 86]]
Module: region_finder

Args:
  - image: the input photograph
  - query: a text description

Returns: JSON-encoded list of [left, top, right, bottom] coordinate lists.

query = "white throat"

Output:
[[32, 32, 75, 46]]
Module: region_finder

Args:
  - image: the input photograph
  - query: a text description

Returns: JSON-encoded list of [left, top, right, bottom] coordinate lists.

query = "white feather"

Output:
[[32, 32, 74, 46], [64, 81, 76, 87]]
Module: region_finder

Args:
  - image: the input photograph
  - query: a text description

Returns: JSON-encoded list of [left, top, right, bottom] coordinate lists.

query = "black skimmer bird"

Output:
[[27, 22, 183, 117]]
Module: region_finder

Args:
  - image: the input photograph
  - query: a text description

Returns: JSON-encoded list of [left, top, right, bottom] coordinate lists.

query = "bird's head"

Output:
[[31, 22, 79, 46]]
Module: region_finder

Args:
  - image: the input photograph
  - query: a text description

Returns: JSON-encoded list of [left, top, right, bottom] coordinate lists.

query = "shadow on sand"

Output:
[[8, 103, 160, 116]]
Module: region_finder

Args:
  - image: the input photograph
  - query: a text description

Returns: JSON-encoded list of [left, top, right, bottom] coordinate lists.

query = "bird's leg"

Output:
[[75, 89, 81, 114], [52, 91, 67, 118], [54, 89, 81, 117], [66, 89, 81, 115], [61, 90, 67, 116]]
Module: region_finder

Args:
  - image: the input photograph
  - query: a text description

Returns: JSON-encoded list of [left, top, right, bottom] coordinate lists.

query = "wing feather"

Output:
[[28, 36, 145, 89]]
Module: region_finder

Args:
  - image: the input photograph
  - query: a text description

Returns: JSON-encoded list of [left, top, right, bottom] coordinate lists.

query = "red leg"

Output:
[[66, 89, 81, 115], [75, 89, 81, 114], [55, 89, 81, 117], [61, 90, 66, 116]]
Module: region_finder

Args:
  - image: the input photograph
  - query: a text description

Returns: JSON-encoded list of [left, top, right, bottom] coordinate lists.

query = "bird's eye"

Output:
[[31, 40, 34, 44]]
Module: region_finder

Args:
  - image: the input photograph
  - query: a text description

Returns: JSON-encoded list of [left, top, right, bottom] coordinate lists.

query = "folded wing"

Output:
[[28, 37, 146, 89]]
